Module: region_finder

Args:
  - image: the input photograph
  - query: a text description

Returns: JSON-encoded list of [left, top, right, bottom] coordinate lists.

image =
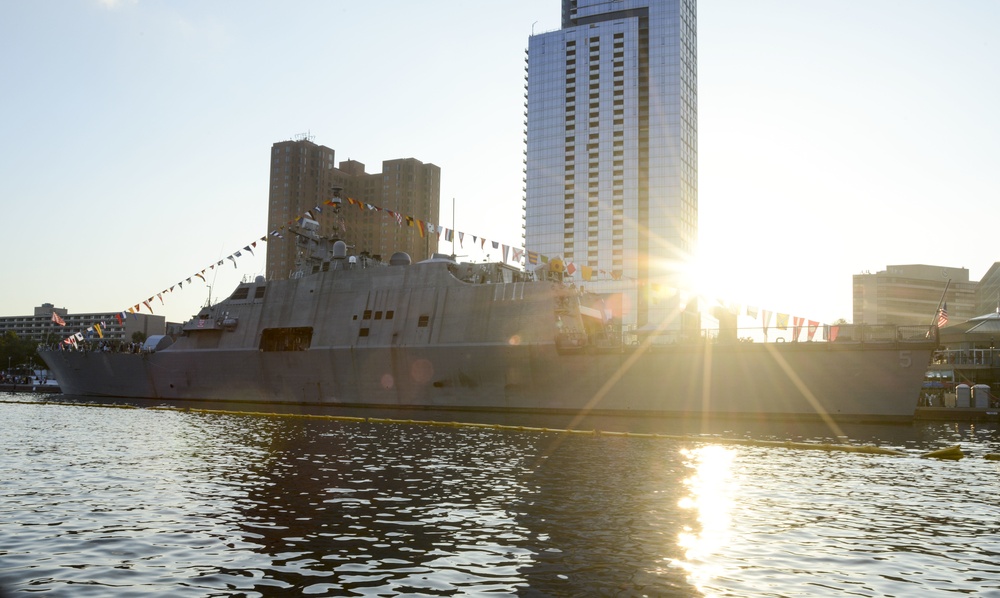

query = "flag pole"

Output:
[[931, 279, 951, 330]]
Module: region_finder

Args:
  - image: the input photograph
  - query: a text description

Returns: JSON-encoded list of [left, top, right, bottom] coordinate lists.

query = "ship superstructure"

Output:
[[41, 219, 936, 421]]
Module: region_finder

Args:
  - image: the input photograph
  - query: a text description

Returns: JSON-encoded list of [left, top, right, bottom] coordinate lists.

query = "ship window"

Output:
[[358, 327, 369, 337], [254, 286, 266, 299], [418, 315, 429, 328], [375, 311, 383, 320], [259, 327, 313, 352], [229, 287, 250, 300], [386, 310, 394, 320], [363, 310, 372, 320]]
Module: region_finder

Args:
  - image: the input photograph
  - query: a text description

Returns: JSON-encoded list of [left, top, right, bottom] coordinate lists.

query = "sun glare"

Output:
[[671, 445, 738, 595], [651, 236, 822, 334], [685, 241, 762, 310]]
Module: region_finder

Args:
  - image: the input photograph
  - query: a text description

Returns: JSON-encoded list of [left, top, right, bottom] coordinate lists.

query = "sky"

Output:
[[1, 0, 997, 326]]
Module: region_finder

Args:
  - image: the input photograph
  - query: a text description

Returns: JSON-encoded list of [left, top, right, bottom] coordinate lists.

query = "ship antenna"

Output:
[[205, 243, 225, 307], [330, 185, 343, 214], [330, 185, 344, 237]]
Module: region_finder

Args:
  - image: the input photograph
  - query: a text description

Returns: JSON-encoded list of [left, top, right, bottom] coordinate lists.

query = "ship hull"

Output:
[[40, 258, 934, 422], [41, 340, 932, 422]]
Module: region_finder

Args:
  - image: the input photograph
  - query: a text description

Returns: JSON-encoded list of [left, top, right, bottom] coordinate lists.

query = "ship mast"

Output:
[[290, 186, 346, 277]]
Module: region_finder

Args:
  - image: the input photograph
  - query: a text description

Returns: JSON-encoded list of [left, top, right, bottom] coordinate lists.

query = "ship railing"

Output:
[[621, 324, 935, 347]]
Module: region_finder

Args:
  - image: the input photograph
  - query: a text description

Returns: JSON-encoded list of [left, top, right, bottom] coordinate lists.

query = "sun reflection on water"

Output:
[[673, 445, 738, 596]]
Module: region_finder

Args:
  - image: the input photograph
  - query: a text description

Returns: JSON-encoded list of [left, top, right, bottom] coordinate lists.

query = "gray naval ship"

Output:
[[41, 219, 936, 422]]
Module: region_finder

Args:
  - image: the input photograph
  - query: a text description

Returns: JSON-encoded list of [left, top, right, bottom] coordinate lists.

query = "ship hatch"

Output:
[[259, 327, 313, 351]]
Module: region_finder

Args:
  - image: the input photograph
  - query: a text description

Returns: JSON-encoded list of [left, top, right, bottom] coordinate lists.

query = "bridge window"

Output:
[[259, 327, 313, 352]]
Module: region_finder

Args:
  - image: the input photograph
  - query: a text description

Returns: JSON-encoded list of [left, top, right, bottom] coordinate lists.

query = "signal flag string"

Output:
[[54, 197, 841, 346]]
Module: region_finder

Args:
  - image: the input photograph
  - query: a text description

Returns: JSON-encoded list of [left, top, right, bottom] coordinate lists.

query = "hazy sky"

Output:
[[1, 0, 997, 326]]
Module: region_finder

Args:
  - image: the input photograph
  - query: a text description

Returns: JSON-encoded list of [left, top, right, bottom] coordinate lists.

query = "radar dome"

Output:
[[389, 252, 412, 266]]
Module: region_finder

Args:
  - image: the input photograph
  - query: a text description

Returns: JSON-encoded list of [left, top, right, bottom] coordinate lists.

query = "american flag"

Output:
[[936, 302, 949, 328], [51, 312, 66, 326]]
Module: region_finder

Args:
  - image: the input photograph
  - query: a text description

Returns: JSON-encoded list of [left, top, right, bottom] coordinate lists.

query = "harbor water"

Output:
[[2, 394, 999, 597]]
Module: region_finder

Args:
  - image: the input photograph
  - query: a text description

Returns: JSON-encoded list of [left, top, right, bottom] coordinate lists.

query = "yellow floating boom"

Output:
[[0, 399, 979, 459]]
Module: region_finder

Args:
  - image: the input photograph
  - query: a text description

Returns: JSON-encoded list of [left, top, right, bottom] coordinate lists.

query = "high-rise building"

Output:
[[525, 0, 698, 328], [266, 136, 440, 280]]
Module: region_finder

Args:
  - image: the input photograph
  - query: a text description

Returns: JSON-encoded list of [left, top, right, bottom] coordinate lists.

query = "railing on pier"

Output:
[[932, 349, 1000, 368]]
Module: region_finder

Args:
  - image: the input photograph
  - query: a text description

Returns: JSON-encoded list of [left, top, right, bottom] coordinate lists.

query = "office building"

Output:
[[267, 136, 440, 280], [0, 303, 165, 344], [977, 262, 1000, 315], [525, 0, 698, 328], [852, 265, 978, 326]]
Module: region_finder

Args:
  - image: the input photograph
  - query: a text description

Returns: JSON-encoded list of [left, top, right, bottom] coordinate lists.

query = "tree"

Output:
[[1, 331, 39, 373], [131, 331, 147, 343]]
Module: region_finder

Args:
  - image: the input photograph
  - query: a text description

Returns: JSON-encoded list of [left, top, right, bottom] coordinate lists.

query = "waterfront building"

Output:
[[524, 0, 698, 329], [852, 265, 978, 326], [927, 310, 1000, 405], [0, 303, 165, 344], [920, 262, 1000, 403], [976, 262, 1000, 315], [266, 136, 440, 280]]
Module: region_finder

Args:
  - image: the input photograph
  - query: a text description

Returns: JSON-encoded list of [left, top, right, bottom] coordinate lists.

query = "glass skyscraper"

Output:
[[525, 0, 697, 329]]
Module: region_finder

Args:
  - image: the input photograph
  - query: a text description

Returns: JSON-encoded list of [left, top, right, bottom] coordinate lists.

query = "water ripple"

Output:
[[1, 397, 999, 596]]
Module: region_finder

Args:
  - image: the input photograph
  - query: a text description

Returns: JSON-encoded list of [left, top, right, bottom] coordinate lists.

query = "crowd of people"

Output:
[[0, 367, 57, 386], [38, 340, 147, 354], [0, 370, 33, 385]]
